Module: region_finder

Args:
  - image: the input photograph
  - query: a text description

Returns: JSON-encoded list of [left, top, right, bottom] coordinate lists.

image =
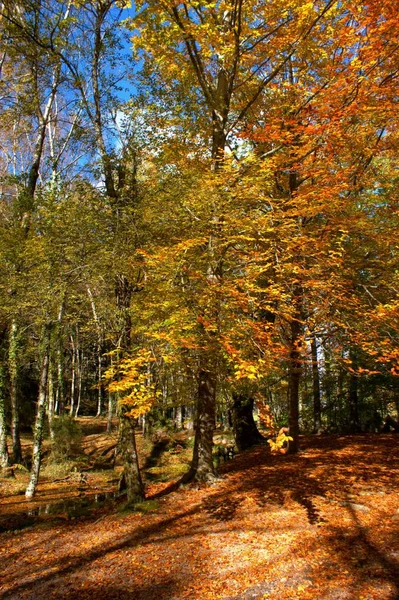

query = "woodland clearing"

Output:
[[0, 425, 398, 600]]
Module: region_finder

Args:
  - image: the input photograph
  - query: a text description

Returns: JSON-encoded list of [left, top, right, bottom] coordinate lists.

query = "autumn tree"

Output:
[[0, 0, 76, 467], [0, 0, 149, 499], [131, 0, 344, 477]]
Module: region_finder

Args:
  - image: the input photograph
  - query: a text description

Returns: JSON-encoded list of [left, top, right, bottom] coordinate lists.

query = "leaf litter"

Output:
[[0, 434, 398, 600]]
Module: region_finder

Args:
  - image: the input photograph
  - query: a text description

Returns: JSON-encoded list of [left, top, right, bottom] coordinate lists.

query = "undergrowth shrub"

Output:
[[49, 416, 82, 463]]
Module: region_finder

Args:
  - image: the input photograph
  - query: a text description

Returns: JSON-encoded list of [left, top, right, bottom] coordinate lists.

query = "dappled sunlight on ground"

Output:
[[0, 434, 398, 599]]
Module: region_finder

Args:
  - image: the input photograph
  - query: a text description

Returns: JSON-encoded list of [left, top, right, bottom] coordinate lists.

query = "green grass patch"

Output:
[[133, 499, 160, 513], [41, 460, 77, 480], [146, 462, 189, 481], [116, 498, 160, 515]]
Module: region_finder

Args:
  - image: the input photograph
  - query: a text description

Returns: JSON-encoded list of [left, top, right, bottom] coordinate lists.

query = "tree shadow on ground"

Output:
[[0, 503, 197, 598], [323, 501, 399, 600], [1, 434, 398, 600], [216, 435, 399, 599], [44, 581, 178, 600]]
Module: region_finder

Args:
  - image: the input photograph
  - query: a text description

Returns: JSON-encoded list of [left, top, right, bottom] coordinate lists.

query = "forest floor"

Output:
[[0, 426, 398, 600]]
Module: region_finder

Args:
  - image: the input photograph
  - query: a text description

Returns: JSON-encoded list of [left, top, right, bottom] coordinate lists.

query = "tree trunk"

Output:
[[185, 367, 217, 482], [288, 316, 302, 453], [118, 414, 144, 503], [311, 334, 322, 433], [53, 298, 65, 416], [86, 286, 103, 417], [25, 325, 51, 499], [96, 349, 103, 417], [232, 392, 263, 451], [107, 390, 113, 434], [394, 388, 399, 421], [0, 361, 9, 468], [348, 353, 361, 433], [9, 321, 22, 464], [114, 274, 143, 500], [70, 333, 76, 416], [175, 405, 183, 430], [55, 331, 64, 415], [115, 275, 132, 348], [75, 349, 82, 417], [47, 357, 55, 441]]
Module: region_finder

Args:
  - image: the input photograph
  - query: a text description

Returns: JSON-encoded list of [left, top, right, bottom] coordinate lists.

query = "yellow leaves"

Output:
[[233, 360, 262, 381], [296, 1, 314, 16], [175, 237, 208, 253], [105, 349, 159, 418], [257, 400, 292, 453], [234, 364, 258, 381], [268, 432, 293, 454], [257, 401, 276, 435]]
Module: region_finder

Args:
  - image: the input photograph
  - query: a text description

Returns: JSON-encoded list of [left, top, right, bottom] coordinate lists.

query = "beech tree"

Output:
[[1, 0, 399, 497], [132, 0, 343, 476]]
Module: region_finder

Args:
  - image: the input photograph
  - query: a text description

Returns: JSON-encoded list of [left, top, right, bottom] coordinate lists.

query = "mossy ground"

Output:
[[0, 417, 197, 512]]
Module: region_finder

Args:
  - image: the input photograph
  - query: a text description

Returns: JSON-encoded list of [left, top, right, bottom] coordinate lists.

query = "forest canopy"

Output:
[[0, 0, 399, 499]]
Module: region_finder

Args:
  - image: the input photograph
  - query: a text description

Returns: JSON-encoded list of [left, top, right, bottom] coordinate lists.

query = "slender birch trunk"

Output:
[[175, 405, 183, 430], [96, 350, 103, 417], [107, 390, 113, 434], [107, 354, 114, 434], [75, 349, 82, 417], [26, 324, 51, 499], [9, 321, 22, 464], [55, 339, 64, 414], [311, 334, 322, 434], [86, 286, 103, 417], [47, 356, 55, 441], [70, 334, 76, 416], [54, 299, 65, 416]]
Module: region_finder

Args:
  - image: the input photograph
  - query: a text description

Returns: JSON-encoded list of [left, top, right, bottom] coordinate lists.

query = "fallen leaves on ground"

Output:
[[0, 434, 398, 600]]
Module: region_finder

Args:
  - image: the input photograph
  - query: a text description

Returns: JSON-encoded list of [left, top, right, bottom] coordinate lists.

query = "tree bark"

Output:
[[0, 361, 9, 468], [115, 274, 132, 348], [107, 390, 113, 434], [54, 301, 65, 415], [394, 388, 399, 421], [311, 334, 322, 433], [288, 316, 302, 453], [69, 334, 76, 416], [348, 353, 361, 433], [185, 367, 217, 482], [86, 286, 103, 417], [75, 348, 82, 417], [232, 392, 263, 451], [96, 347, 103, 417], [25, 324, 51, 499], [9, 321, 22, 464], [118, 414, 144, 503], [47, 356, 55, 441], [175, 405, 183, 430]]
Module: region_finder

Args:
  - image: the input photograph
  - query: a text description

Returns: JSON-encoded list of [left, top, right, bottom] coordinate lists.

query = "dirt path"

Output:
[[1, 435, 398, 600]]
